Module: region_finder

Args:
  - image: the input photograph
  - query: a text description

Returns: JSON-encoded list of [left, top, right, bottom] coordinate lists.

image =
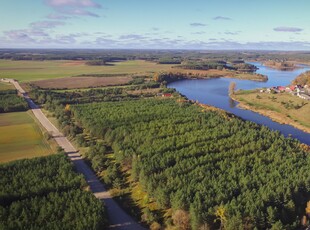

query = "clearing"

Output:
[[0, 82, 14, 90], [234, 90, 310, 133], [0, 111, 55, 162]]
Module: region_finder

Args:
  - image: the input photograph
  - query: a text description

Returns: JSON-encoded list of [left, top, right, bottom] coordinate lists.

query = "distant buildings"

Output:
[[259, 84, 310, 100]]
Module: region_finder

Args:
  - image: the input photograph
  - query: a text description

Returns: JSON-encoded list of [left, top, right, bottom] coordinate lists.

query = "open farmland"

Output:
[[0, 82, 14, 90], [0, 60, 175, 82], [0, 111, 54, 162], [32, 76, 133, 89]]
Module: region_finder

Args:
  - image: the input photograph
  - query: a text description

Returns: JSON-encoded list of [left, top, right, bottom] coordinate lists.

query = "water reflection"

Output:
[[229, 98, 237, 108]]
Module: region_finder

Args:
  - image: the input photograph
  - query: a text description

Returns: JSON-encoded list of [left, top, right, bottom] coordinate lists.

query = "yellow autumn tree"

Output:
[[305, 201, 310, 216], [215, 205, 227, 230]]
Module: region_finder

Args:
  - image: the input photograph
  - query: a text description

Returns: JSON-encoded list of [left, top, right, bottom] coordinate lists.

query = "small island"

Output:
[[263, 60, 299, 70]]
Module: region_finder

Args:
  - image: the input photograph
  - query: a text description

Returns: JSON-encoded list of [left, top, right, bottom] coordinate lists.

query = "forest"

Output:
[[0, 90, 28, 113], [178, 61, 258, 73], [70, 98, 310, 229], [1, 49, 310, 64], [0, 154, 107, 229]]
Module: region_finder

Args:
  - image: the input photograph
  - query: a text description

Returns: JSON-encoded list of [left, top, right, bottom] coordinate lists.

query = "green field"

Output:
[[0, 111, 53, 162], [0, 60, 175, 82], [0, 82, 14, 90], [234, 90, 310, 133]]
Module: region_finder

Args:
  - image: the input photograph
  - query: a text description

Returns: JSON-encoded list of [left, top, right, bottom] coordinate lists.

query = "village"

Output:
[[259, 84, 310, 100]]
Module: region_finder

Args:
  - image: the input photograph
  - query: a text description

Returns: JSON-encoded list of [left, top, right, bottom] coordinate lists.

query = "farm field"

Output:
[[31, 76, 133, 89], [0, 82, 14, 90], [234, 90, 310, 133], [0, 111, 54, 162], [0, 59, 175, 82]]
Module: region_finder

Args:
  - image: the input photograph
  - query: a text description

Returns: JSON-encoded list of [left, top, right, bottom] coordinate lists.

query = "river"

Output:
[[168, 62, 310, 145]]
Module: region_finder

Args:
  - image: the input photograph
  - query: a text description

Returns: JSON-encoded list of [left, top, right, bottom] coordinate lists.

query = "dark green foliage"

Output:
[[85, 59, 107, 66], [0, 154, 107, 229], [71, 98, 310, 229], [179, 61, 258, 73], [128, 77, 145, 85], [158, 58, 181, 64], [0, 90, 28, 113], [0, 154, 84, 205], [0, 190, 106, 230], [179, 61, 226, 70]]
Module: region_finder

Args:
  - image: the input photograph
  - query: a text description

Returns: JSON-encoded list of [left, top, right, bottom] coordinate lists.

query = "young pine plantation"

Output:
[[69, 97, 310, 229], [0, 154, 107, 229]]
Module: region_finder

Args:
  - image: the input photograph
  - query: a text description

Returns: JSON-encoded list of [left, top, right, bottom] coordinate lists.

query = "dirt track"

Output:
[[3, 78, 145, 230]]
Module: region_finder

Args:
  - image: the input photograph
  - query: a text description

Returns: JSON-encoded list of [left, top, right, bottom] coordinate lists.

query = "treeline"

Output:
[[0, 154, 107, 229], [158, 58, 182, 64], [30, 80, 162, 105], [1, 49, 310, 63], [263, 60, 297, 70], [178, 61, 258, 73], [292, 71, 310, 86], [178, 61, 226, 70], [0, 90, 28, 113], [71, 98, 310, 229], [153, 72, 189, 83], [85, 59, 108, 66]]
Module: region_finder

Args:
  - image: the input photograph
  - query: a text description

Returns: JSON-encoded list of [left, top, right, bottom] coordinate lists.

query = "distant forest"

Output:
[[1, 49, 310, 63]]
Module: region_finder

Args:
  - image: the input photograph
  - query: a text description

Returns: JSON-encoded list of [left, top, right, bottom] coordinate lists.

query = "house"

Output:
[[277, 86, 286, 92], [162, 93, 172, 97], [285, 87, 292, 93], [290, 85, 295, 91]]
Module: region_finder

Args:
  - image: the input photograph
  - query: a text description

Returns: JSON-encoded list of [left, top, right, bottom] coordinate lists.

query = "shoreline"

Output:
[[231, 95, 310, 135]]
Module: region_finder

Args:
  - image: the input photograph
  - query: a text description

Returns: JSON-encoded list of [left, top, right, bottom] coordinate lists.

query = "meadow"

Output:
[[0, 82, 14, 90], [234, 90, 310, 133], [0, 111, 54, 162], [0, 59, 175, 82]]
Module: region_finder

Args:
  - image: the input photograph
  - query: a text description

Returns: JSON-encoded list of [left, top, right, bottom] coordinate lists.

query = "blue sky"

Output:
[[0, 0, 309, 50]]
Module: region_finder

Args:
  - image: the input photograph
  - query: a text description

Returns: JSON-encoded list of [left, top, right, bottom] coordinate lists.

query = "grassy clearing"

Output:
[[0, 60, 175, 82], [0, 82, 14, 90], [234, 91, 310, 132], [0, 111, 54, 163]]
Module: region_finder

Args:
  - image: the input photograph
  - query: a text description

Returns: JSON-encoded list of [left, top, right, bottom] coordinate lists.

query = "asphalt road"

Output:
[[3, 79, 145, 230]]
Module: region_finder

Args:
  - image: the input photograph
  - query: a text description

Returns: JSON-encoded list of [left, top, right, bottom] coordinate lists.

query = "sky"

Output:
[[0, 0, 309, 50]]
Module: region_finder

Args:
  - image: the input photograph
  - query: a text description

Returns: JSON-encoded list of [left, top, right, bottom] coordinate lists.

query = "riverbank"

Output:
[[232, 90, 310, 134]]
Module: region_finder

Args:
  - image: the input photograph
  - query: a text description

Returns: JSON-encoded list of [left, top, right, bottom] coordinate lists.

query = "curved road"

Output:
[[2, 78, 145, 230]]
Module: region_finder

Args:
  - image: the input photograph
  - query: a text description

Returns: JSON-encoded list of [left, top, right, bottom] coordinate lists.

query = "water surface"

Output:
[[168, 63, 310, 145]]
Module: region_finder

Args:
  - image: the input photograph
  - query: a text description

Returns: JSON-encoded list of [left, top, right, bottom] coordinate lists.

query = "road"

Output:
[[2, 78, 145, 230]]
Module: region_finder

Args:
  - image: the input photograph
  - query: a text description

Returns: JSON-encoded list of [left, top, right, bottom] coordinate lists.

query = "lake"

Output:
[[168, 62, 310, 145]]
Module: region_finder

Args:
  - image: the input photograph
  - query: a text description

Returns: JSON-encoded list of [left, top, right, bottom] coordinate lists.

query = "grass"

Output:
[[0, 111, 54, 163], [0, 82, 14, 90], [0, 60, 175, 82], [234, 91, 310, 132], [32, 76, 133, 89]]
